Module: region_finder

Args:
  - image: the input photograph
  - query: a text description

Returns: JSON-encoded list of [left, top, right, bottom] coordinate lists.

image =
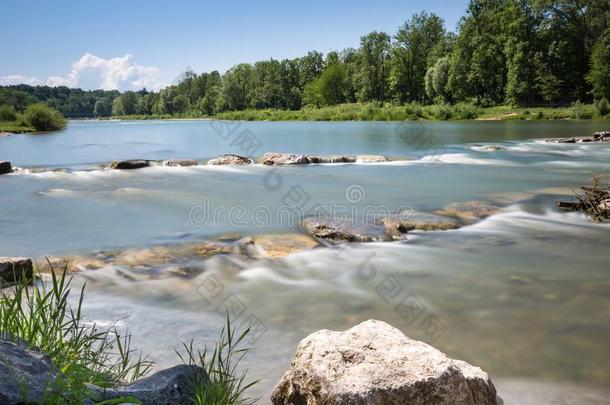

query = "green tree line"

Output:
[[1, 0, 609, 119]]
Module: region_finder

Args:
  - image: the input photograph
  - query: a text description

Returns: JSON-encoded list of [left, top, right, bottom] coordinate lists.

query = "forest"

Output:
[[1, 0, 609, 119]]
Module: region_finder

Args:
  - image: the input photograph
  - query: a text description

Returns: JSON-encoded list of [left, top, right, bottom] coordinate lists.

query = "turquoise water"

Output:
[[1, 119, 609, 403]]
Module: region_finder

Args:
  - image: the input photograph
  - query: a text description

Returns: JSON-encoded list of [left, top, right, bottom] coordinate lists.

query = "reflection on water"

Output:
[[1, 120, 610, 403]]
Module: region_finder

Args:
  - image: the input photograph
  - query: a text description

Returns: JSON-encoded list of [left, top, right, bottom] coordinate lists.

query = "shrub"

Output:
[[0, 104, 17, 121], [431, 104, 453, 120], [595, 98, 609, 116], [23, 103, 67, 131], [571, 101, 595, 119], [452, 103, 481, 120]]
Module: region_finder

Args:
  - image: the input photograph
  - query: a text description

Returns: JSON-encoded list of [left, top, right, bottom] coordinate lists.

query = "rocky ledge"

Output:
[[272, 320, 498, 405], [543, 131, 610, 144], [110, 159, 151, 170], [0, 161, 13, 175], [163, 159, 198, 167], [0, 257, 33, 283], [207, 154, 253, 165], [0, 338, 205, 405]]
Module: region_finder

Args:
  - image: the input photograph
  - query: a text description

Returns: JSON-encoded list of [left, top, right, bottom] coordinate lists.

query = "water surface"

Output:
[[1, 119, 609, 404]]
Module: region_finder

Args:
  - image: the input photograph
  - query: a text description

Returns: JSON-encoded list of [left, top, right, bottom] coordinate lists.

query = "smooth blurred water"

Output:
[[1, 119, 610, 404]]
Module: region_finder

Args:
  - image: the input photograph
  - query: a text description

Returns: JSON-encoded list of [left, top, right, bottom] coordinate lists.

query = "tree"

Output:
[[111, 96, 124, 116], [93, 98, 112, 117], [390, 12, 447, 103], [219, 64, 254, 111], [303, 64, 349, 106], [587, 28, 610, 100], [172, 94, 189, 114], [355, 31, 391, 103]]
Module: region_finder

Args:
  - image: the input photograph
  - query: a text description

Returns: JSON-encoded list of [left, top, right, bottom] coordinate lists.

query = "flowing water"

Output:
[[1, 119, 610, 404]]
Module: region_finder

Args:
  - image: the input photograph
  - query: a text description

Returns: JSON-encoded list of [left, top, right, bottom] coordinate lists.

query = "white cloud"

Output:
[[0, 53, 166, 91], [0, 74, 43, 86]]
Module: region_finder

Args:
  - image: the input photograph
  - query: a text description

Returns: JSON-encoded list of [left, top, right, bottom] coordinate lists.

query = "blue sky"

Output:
[[1, 0, 469, 91]]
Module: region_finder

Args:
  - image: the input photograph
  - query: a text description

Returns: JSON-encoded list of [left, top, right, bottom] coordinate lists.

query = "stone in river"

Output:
[[110, 160, 151, 169], [262, 153, 311, 165], [381, 212, 461, 239], [302, 217, 391, 244], [0, 257, 33, 283], [271, 320, 498, 405], [163, 159, 198, 167], [207, 154, 253, 165], [0, 161, 12, 175], [250, 234, 319, 258], [356, 154, 389, 163], [308, 155, 356, 164], [436, 200, 501, 224]]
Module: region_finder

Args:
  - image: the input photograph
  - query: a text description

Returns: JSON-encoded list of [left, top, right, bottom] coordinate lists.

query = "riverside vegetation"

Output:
[[0, 264, 258, 405], [1, 0, 610, 129]]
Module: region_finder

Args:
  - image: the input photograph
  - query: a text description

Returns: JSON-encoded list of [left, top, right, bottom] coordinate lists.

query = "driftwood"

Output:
[[557, 176, 610, 222]]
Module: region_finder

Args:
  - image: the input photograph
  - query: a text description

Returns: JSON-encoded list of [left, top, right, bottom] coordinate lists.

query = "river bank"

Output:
[[89, 103, 610, 123]]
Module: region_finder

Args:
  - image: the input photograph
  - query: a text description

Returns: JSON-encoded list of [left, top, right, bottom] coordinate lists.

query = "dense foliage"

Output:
[[22, 103, 67, 131], [1, 0, 609, 119]]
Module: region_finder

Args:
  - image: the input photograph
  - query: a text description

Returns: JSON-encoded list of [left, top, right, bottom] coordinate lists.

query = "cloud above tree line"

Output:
[[0, 53, 166, 91]]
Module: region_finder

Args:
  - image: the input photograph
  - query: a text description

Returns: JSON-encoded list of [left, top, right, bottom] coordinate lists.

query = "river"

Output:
[[1, 119, 609, 404]]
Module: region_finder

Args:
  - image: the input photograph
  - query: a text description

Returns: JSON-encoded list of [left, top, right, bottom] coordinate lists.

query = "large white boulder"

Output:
[[272, 320, 497, 405]]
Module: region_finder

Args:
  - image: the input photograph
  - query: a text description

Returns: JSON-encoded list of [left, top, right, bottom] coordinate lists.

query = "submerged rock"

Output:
[[543, 133, 610, 144], [263, 153, 310, 165], [0, 339, 60, 404], [163, 159, 198, 167], [251, 234, 319, 258], [110, 160, 151, 170], [193, 241, 235, 257], [271, 320, 498, 405], [356, 154, 389, 163], [301, 217, 390, 243], [0, 161, 12, 175], [88, 365, 207, 405], [381, 212, 461, 238], [308, 155, 356, 164], [208, 154, 253, 165], [436, 201, 501, 223], [0, 257, 33, 283]]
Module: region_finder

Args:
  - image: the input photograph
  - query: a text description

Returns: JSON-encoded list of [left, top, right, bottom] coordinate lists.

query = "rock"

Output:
[[163, 159, 198, 167], [208, 154, 253, 165], [114, 246, 173, 267], [599, 199, 610, 211], [263, 153, 310, 165], [543, 134, 610, 144], [381, 213, 460, 238], [436, 201, 501, 224], [251, 234, 319, 258], [38, 256, 107, 273], [0, 257, 33, 283], [0, 161, 12, 175], [301, 217, 390, 244], [356, 155, 389, 163], [308, 155, 356, 164], [271, 320, 497, 405], [471, 145, 505, 152], [0, 339, 60, 404], [110, 160, 150, 170], [594, 131, 610, 141], [88, 365, 208, 405], [193, 241, 235, 257]]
